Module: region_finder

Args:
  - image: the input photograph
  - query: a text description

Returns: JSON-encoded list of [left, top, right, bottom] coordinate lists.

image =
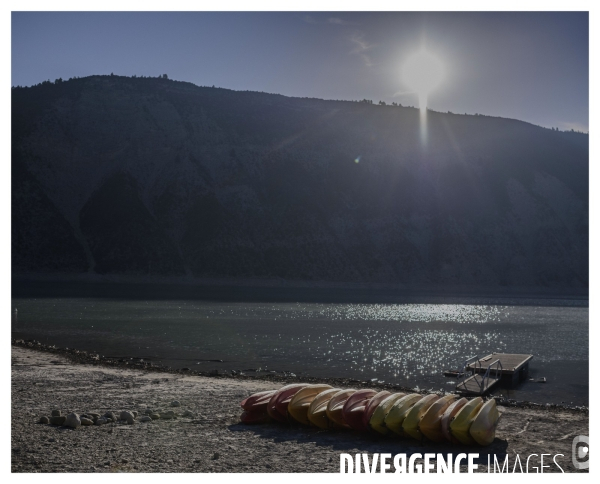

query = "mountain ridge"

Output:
[[11, 75, 589, 289]]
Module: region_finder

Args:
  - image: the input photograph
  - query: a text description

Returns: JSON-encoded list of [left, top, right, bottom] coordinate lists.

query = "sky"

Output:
[[11, 11, 589, 132]]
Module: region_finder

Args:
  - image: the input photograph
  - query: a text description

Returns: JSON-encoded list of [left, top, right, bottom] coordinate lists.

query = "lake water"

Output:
[[11, 295, 588, 406]]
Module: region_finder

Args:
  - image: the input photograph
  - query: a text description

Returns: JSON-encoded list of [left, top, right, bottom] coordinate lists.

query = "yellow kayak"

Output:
[[326, 389, 357, 428], [288, 384, 333, 425], [419, 394, 457, 442], [362, 391, 391, 430], [469, 399, 500, 446], [402, 394, 440, 440], [384, 393, 422, 436], [369, 393, 406, 435], [449, 397, 484, 445], [307, 388, 342, 429], [441, 397, 468, 443]]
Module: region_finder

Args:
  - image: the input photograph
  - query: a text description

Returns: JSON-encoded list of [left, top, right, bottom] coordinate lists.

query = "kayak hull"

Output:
[[419, 394, 457, 442], [469, 399, 500, 446], [241, 409, 271, 424], [288, 384, 333, 425], [326, 389, 357, 428], [240, 390, 277, 411], [450, 397, 484, 445], [267, 384, 308, 422], [384, 394, 422, 436], [441, 398, 468, 443], [342, 389, 378, 431], [369, 393, 406, 435], [362, 391, 391, 430], [307, 388, 342, 429], [402, 394, 440, 441]]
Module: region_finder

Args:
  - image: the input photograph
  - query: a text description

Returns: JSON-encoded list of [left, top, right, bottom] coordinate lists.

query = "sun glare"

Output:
[[402, 49, 444, 112]]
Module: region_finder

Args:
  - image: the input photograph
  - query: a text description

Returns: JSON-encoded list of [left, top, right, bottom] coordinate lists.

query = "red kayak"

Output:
[[240, 390, 277, 424], [267, 384, 307, 422], [326, 389, 357, 428], [342, 389, 378, 431], [241, 390, 277, 411], [240, 409, 271, 424], [362, 390, 391, 430]]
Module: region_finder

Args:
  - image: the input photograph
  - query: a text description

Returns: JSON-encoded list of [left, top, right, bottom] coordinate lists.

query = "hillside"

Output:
[[11, 75, 589, 289]]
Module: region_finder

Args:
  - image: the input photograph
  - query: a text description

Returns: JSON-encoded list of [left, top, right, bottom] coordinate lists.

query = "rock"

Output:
[[64, 413, 81, 429], [182, 410, 195, 418], [95, 417, 108, 426], [120, 411, 135, 424], [51, 410, 61, 417], [212, 452, 220, 460], [80, 417, 94, 426], [104, 411, 116, 420], [88, 413, 100, 419], [170, 400, 181, 407], [161, 410, 176, 419], [39, 416, 49, 424], [139, 416, 152, 422], [149, 413, 160, 420], [132, 411, 138, 418], [49, 416, 66, 426]]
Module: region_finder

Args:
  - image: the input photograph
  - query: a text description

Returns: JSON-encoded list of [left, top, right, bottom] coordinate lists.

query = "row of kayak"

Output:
[[240, 384, 501, 446]]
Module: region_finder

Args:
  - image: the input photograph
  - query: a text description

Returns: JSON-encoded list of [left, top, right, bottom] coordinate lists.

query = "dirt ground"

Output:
[[11, 346, 588, 473]]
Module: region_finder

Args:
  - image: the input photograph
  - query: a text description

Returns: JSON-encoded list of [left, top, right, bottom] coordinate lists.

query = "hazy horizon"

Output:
[[12, 11, 589, 132]]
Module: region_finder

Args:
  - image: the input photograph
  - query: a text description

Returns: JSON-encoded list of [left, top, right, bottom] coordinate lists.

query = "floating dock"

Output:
[[455, 353, 533, 395]]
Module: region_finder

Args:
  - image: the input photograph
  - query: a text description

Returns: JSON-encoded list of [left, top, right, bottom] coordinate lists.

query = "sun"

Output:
[[402, 49, 445, 112]]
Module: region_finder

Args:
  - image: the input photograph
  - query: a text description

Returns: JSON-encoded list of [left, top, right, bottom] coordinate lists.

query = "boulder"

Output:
[[64, 413, 81, 429], [119, 410, 135, 424]]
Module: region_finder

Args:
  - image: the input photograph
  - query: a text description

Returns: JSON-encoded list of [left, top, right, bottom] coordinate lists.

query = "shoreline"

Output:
[[12, 276, 588, 305], [11, 339, 589, 413], [11, 345, 589, 473]]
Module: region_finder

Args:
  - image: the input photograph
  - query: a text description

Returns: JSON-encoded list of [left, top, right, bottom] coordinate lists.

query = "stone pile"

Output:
[[37, 401, 197, 428]]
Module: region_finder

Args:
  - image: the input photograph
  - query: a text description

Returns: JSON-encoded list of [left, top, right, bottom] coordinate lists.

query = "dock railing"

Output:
[[458, 356, 503, 394], [457, 356, 480, 387], [479, 359, 502, 393]]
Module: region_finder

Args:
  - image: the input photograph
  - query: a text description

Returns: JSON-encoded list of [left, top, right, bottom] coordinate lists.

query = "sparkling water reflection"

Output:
[[11, 298, 588, 405]]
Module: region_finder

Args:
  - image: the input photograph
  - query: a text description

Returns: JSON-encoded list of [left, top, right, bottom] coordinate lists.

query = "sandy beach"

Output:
[[11, 345, 588, 473]]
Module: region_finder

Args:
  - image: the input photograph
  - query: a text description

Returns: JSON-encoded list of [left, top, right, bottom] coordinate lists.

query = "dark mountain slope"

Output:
[[11, 75, 588, 288]]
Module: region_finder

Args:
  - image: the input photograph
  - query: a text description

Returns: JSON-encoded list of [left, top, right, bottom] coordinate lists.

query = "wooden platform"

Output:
[[455, 373, 500, 395], [467, 353, 533, 375], [455, 353, 534, 394]]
